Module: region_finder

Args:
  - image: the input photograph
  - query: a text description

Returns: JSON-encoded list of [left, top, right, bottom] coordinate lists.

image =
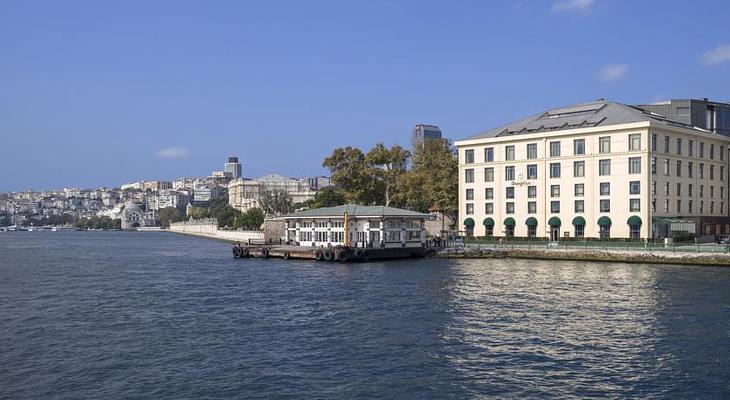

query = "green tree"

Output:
[[258, 190, 294, 216], [158, 207, 182, 228], [187, 206, 209, 220], [310, 187, 347, 208], [365, 143, 410, 207], [235, 207, 265, 230], [323, 146, 374, 204]]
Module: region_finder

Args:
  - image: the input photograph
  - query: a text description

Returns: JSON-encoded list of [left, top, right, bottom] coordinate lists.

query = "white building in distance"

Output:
[[228, 174, 326, 212], [455, 100, 730, 240]]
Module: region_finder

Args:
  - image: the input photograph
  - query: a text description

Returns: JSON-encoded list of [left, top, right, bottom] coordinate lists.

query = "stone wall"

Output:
[[169, 219, 264, 243]]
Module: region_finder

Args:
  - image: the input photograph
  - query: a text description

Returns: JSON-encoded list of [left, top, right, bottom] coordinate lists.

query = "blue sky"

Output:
[[1, 0, 729, 191]]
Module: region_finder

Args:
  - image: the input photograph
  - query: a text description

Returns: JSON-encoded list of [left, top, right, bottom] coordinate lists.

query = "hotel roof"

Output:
[[281, 204, 431, 219], [462, 99, 712, 141]]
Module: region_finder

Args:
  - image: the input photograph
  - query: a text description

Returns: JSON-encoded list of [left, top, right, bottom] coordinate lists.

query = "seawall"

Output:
[[168, 220, 264, 244]]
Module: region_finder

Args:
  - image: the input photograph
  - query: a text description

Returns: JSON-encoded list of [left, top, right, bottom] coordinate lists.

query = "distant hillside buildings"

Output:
[[228, 174, 331, 212]]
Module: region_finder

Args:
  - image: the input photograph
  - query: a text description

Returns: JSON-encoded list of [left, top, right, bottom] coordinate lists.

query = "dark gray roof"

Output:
[[462, 100, 710, 141], [281, 204, 431, 219]]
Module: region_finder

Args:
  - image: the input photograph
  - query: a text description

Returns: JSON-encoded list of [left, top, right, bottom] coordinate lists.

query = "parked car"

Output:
[[717, 235, 730, 244]]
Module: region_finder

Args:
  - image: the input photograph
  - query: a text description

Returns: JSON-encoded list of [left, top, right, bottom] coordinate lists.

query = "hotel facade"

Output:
[[454, 100, 730, 240]]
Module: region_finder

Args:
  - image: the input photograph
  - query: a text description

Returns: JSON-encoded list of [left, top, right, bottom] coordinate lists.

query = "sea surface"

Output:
[[1, 231, 729, 399]]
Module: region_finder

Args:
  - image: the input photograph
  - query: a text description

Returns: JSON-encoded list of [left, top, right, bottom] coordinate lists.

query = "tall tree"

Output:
[[322, 146, 374, 204], [365, 143, 410, 207], [258, 190, 294, 216], [159, 207, 182, 228]]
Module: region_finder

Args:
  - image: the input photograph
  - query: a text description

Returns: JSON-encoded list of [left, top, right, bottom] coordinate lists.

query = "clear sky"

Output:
[[2, 0, 729, 191]]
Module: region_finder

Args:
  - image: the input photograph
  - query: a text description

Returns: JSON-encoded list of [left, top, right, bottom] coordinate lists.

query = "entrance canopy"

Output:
[[572, 216, 586, 226], [525, 217, 538, 226], [627, 215, 642, 226], [464, 218, 475, 228], [548, 217, 561, 227], [597, 216, 612, 226], [504, 217, 516, 227], [483, 217, 495, 227]]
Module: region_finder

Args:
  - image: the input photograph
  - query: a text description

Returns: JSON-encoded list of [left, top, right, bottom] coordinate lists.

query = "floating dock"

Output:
[[232, 244, 432, 262]]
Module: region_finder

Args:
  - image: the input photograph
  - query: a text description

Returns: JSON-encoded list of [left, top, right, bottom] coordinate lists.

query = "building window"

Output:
[[665, 182, 670, 196], [689, 184, 693, 197], [528, 201, 537, 214], [505, 145, 515, 161], [599, 159, 611, 176], [574, 183, 584, 197], [652, 199, 656, 212], [629, 157, 641, 174], [575, 200, 584, 213], [699, 163, 705, 179], [485, 187, 493, 199], [688, 200, 693, 213], [485, 203, 494, 214], [700, 142, 705, 158], [710, 144, 715, 159], [485, 167, 494, 182], [465, 169, 474, 183], [528, 186, 537, 198], [505, 166, 515, 181], [600, 199, 610, 212], [711, 186, 715, 198], [600, 182, 610, 196], [676, 138, 683, 155], [676, 160, 682, 177], [485, 147, 494, 162], [721, 146, 725, 161], [677, 183, 682, 197], [629, 134, 641, 151], [652, 181, 657, 196], [575, 225, 585, 238], [466, 203, 474, 215], [664, 199, 670, 212], [574, 161, 585, 177], [664, 136, 670, 153], [464, 149, 474, 164], [721, 166, 725, 181], [711, 201, 714, 214], [506, 187, 515, 199], [630, 225, 640, 240], [550, 141, 561, 157], [651, 157, 657, 174], [527, 143, 538, 159], [700, 185, 704, 197], [651, 133, 657, 151], [710, 165, 715, 180], [663, 159, 670, 176], [528, 225, 537, 237], [505, 225, 514, 237], [688, 140, 694, 156], [527, 164, 538, 179], [630, 199, 640, 212], [550, 163, 561, 178], [677, 199, 682, 213], [688, 162, 693, 178], [551, 201, 560, 213], [599, 225, 610, 240], [722, 186, 725, 199], [574, 139, 585, 155], [466, 188, 474, 200], [506, 202, 514, 214], [630, 181, 640, 195], [551, 185, 560, 197], [599, 136, 611, 154], [700, 201, 704, 213]]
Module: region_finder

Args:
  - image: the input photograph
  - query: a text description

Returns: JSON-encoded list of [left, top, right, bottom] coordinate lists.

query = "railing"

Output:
[[458, 239, 730, 254]]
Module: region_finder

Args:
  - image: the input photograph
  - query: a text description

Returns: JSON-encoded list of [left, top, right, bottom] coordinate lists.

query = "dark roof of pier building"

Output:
[[281, 204, 431, 219]]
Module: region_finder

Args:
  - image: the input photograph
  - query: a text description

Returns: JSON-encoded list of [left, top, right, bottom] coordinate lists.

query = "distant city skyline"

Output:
[[2, 0, 730, 191]]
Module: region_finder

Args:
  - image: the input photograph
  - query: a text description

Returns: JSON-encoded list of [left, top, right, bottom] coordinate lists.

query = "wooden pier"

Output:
[[232, 243, 432, 262]]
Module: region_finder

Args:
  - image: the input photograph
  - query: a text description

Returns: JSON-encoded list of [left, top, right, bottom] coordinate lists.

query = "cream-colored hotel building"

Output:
[[454, 100, 730, 240]]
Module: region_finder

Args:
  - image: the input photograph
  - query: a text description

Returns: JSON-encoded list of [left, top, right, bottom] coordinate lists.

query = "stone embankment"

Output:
[[168, 219, 264, 244], [437, 247, 730, 266]]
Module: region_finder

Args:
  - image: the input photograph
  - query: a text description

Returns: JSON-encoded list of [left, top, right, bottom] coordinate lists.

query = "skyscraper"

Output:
[[224, 156, 242, 180], [411, 124, 443, 150]]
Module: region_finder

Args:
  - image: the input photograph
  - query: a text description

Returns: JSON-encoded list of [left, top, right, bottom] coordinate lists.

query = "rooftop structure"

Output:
[[634, 98, 730, 137], [411, 124, 443, 150]]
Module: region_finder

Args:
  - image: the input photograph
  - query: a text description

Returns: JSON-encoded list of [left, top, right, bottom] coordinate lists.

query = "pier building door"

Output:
[[550, 227, 559, 242]]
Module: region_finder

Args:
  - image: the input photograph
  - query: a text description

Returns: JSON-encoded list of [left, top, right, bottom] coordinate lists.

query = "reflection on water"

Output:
[[0, 232, 729, 399]]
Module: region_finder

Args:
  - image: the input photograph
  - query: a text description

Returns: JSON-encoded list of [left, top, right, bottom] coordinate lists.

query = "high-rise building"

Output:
[[634, 99, 730, 136], [411, 124, 443, 150], [224, 156, 242, 179]]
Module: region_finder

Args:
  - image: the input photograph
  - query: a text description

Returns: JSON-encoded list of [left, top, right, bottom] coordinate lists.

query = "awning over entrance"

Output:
[[597, 216, 612, 226], [548, 217, 561, 227], [572, 216, 586, 226], [627, 215, 642, 226], [525, 217, 538, 226], [483, 217, 495, 227], [504, 217, 516, 226], [464, 218, 475, 228]]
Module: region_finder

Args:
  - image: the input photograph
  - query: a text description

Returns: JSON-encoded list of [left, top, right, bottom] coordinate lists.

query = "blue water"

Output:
[[1, 232, 729, 399]]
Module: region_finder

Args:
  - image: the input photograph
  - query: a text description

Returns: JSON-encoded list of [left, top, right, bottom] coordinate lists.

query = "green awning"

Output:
[[504, 217, 516, 227], [597, 216, 612, 226], [483, 217, 494, 227], [548, 217, 561, 227], [525, 217, 538, 226], [627, 215, 642, 226], [464, 217, 475, 228], [572, 216, 586, 226]]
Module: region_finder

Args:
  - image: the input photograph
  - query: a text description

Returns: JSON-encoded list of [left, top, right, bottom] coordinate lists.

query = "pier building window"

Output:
[[599, 159, 611, 176], [710, 165, 715, 180], [485, 167, 494, 182], [505, 145, 515, 161], [331, 221, 344, 228], [527, 143, 537, 159], [664, 136, 670, 153], [574, 139, 585, 155], [652, 134, 657, 151], [506, 187, 515, 199], [466, 203, 474, 215], [700, 142, 705, 158], [699, 164, 704, 179], [676, 160, 682, 177], [528, 186, 537, 198], [485, 147, 494, 162], [688, 162, 693, 178], [599, 136, 611, 154], [332, 232, 344, 243], [600, 182, 610, 196], [630, 199, 641, 212], [550, 141, 561, 157], [506, 202, 515, 214], [315, 231, 328, 242], [663, 159, 670, 176], [689, 184, 693, 196], [551, 185, 560, 197], [629, 157, 641, 174], [574, 184, 584, 197], [676, 200, 682, 213], [550, 163, 561, 178], [710, 144, 715, 159], [651, 157, 657, 174], [465, 169, 474, 183], [629, 134, 641, 151], [630, 181, 641, 195], [316, 221, 328, 228], [466, 189, 474, 200], [551, 201, 560, 213], [689, 140, 694, 156], [485, 188, 493, 200], [386, 231, 400, 242], [505, 166, 515, 181], [575, 200, 584, 213], [600, 199, 611, 212], [485, 203, 494, 214], [527, 164, 538, 179], [299, 231, 312, 242], [677, 183, 682, 197], [676, 138, 683, 155], [574, 161, 585, 177], [465, 149, 474, 164], [528, 202, 537, 214]]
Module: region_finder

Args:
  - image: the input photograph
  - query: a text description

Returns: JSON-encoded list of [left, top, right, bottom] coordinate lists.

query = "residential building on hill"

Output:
[[454, 99, 730, 240]]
